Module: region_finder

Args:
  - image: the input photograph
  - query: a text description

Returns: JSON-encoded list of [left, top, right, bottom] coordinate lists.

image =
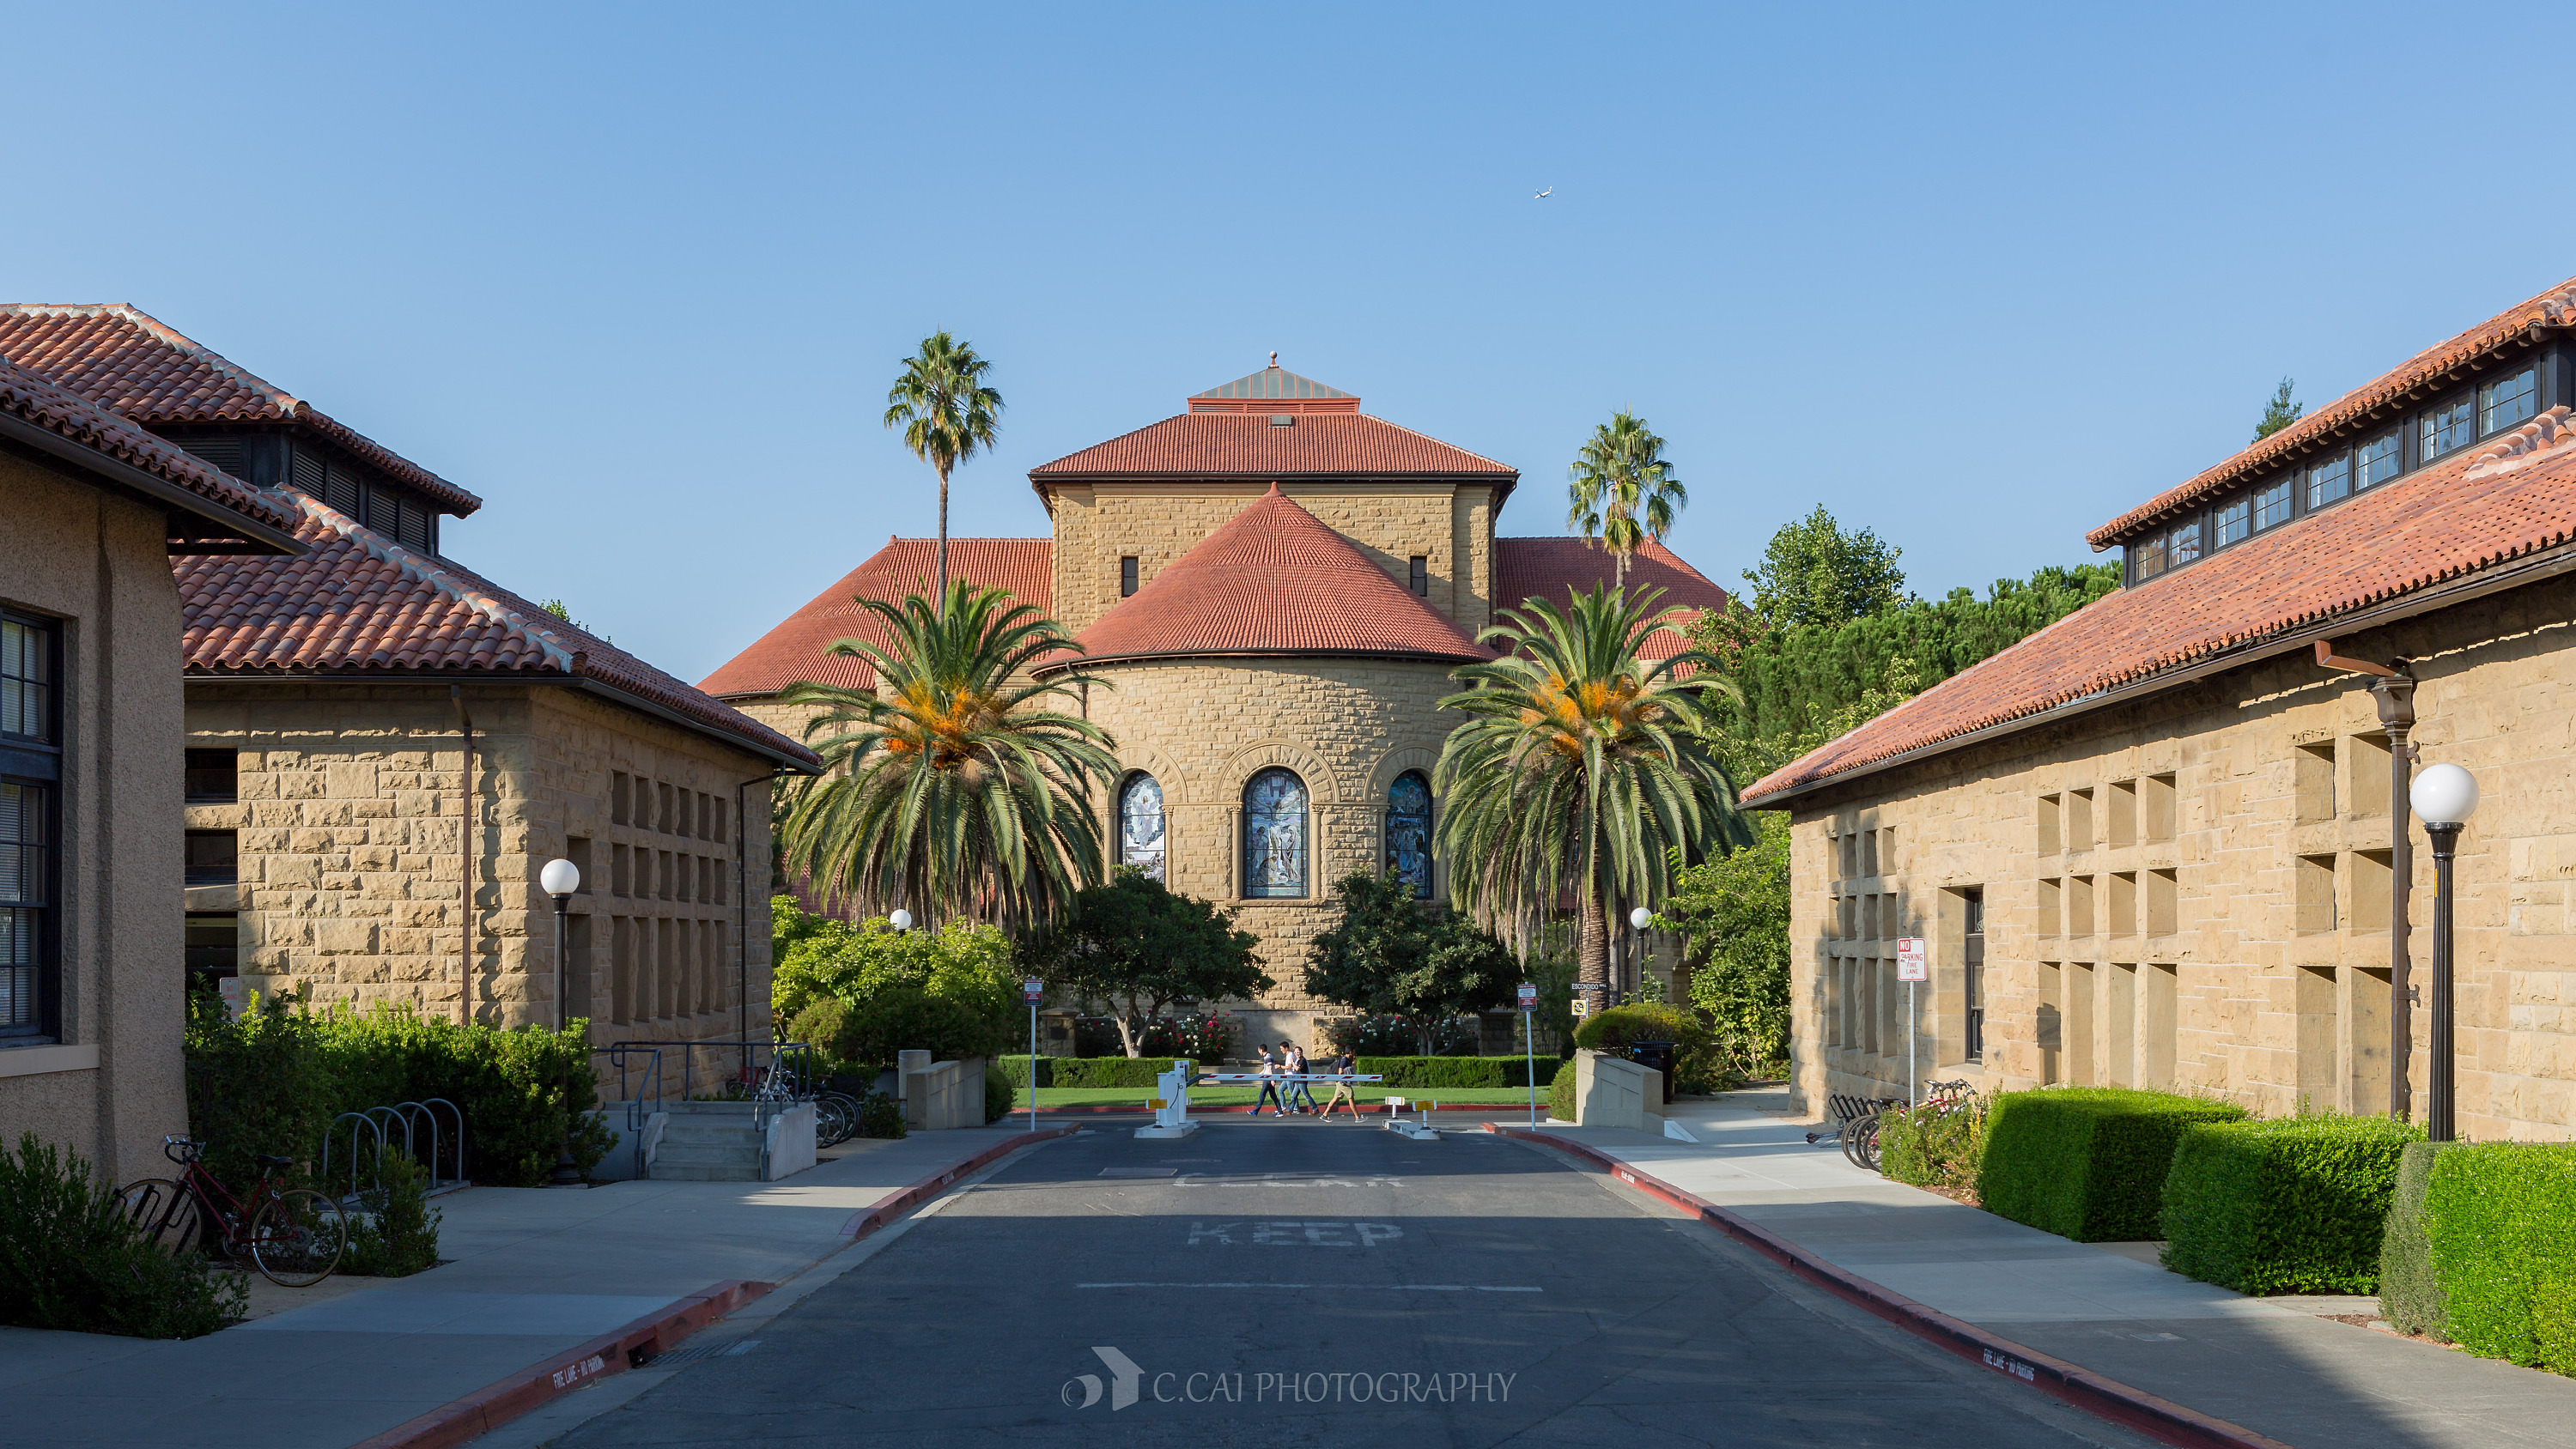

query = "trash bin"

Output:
[[1627, 1040, 1676, 1103]]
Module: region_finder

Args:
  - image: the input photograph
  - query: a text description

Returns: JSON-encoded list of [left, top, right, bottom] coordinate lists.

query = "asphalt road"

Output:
[[552, 1123, 2156, 1447]]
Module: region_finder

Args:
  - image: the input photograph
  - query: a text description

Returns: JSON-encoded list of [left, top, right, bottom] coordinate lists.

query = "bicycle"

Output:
[[116, 1136, 348, 1288], [752, 1053, 860, 1148], [1849, 1080, 1980, 1175]]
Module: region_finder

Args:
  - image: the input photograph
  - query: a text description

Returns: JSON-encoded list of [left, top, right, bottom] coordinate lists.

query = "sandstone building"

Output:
[[1744, 276, 2576, 1140], [0, 307, 818, 1087], [706, 365, 1728, 1047], [0, 353, 301, 1179]]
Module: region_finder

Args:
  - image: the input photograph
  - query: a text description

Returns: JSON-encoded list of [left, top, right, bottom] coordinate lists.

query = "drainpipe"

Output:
[[452, 685, 475, 1026], [2372, 670, 2418, 1120]]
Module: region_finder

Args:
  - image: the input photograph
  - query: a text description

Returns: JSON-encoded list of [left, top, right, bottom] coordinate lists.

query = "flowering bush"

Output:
[[1321, 1014, 1479, 1057], [1072, 1014, 1237, 1060]]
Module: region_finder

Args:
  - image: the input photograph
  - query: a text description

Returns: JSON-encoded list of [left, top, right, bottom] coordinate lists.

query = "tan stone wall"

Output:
[[1042, 482, 1497, 637], [185, 681, 778, 1087], [0, 449, 190, 1184], [1084, 655, 1459, 1046], [1782, 574, 2576, 1139]]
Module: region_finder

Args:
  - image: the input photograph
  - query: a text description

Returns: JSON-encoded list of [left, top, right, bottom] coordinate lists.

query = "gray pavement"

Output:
[[1542, 1092, 2576, 1449], [544, 1119, 2167, 1447], [0, 1124, 1050, 1449]]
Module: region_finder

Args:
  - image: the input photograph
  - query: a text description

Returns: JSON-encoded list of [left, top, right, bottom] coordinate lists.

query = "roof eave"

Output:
[[0, 409, 304, 555], [1741, 533, 2576, 809]]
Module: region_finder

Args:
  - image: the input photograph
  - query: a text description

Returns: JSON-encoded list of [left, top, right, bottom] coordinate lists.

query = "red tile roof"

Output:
[[1064, 484, 1488, 669], [698, 537, 1056, 700], [179, 496, 817, 770], [1494, 537, 1732, 660], [1030, 410, 1516, 482], [1743, 407, 2576, 805], [2088, 274, 2576, 548], [0, 305, 483, 517], [0, 355, 300, 543]]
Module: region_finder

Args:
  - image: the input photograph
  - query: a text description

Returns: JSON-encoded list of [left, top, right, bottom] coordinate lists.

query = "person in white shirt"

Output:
[[1253, 1046, 1286, 1116]]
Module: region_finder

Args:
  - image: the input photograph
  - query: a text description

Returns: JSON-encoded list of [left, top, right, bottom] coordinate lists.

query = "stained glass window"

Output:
[[1386, 772, 1433, 899], [1119, 773, 1165, 882], [1242, 769, 1308, 899]]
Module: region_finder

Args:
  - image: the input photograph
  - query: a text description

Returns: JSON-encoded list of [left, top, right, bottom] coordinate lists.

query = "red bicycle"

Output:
[[116, 1136, 348, 1288]]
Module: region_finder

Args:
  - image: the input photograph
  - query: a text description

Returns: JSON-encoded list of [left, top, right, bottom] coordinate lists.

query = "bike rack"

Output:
[[321, 1098, 468, 1203]]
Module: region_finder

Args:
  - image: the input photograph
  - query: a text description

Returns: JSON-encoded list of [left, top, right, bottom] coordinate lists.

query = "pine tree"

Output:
[[2254, 377, 2303, 441]]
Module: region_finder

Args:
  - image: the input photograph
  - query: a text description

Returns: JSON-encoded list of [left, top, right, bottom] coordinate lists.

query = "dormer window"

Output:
[[2356, 431, 2402, 489], [2306, 453, 2350, 509], [1408, 556, 1429, 596], [2421, 394, 2476, 462], [2481, 366, 2538, 434], [2254, 478, 2293, 532], [2214, 497, 2251, 549], [2166, 518, 2202, 568]]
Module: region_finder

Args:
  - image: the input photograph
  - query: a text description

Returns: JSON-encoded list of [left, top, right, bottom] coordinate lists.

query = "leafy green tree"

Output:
[[769, 894, 1017, 1027], [778, 580, 1116, 931], [1740, 505, 1905, 627], [1303, 871, 1519, 1054], [1435, 585, 1753, 992], [2253, 377, 2303, 441], [1656, 815, 1791, 1077], [1019, 868, 1270, 1058], [1566, 411, 1686, 588], [884, 331, 1003, 608]]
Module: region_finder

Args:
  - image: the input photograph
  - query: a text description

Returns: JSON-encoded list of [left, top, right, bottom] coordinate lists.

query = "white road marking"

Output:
[[1076, 1282, 1540, 1292]]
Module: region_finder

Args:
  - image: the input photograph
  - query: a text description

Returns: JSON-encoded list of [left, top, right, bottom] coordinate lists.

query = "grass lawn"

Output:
[[1030, 1085, 1538, 1108]]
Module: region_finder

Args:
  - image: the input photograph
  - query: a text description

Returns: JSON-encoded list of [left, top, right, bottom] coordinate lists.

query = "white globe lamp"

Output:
[[889, 908, 914, 932], [2409, 761, 2480, 826]]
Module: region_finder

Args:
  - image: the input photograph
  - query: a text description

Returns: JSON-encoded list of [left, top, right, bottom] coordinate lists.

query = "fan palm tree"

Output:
[[1434, 585, 1751, 993], [884, 332, 1004, 610], [779, 581, 1115, 931], [1566, 411, 1686, 588]]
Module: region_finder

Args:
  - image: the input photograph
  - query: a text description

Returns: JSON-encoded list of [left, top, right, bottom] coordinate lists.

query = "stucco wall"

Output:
[[1042, 482, 1498, 638], [1783, 573, 2576, 1140], [0, 447, 188, 1185]]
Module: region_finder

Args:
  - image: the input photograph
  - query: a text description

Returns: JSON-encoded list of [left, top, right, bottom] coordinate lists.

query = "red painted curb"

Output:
[[346, 1278, 773, 1449], [1488, 1126, 2297, 1449], [837, 1125, 1078, 1238], [1035, 1101, 1532, 1116]]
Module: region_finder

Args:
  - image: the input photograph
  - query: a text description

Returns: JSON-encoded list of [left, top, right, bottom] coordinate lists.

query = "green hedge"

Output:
[[1976, 1088, 2246, 1242], [999, 1057, 1188, 1088], [983, 1063, 1016, 1124], [1549, 1061, 1576, 1121], [2424, 1143, 2576, 1372], [2379, 1140, 2461, 1338], [2159, 1114, 2421, 1294]]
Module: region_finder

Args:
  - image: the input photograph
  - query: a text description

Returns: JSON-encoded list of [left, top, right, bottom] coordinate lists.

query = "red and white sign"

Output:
[[1516, 982, 1539, 1009], [1896, 938, 1927, 982], [1023, 978, 1045, 1003]]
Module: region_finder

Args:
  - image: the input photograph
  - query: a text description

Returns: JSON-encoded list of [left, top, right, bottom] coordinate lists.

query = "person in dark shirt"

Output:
[[1320, 1048, 1361, 1120], [1284, 1042, 1319, 1114]]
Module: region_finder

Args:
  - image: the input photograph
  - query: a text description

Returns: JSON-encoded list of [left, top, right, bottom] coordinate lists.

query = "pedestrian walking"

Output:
[[1253, 1046, 1285, 1116], [1284, 1042, 1319, 1114], [1321, 1048, 1361, 1120]]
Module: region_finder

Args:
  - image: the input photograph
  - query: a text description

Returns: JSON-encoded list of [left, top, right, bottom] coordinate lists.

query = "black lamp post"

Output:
[[2409, 763, 2479, 1143], [541, 857, 584, 1185]]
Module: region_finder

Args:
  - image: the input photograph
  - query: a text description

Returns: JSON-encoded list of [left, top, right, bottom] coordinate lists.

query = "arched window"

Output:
[[1241, 769, 1308, 899], [1386, 771, 1432, 899], [1118, 773, 1165, 882]]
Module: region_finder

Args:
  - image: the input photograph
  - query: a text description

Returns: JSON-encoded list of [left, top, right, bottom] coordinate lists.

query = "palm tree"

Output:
[[884, 332, 1004, 609], [1566, 411, 1686, 588], [1433, 585, 1751, 993], [778, 581, 1116, 931]]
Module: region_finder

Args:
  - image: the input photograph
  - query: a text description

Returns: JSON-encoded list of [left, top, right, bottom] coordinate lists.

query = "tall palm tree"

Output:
[[1566, 411, 1686, 588], [1434, 585, 1751, 993], [779, 581, 1115, 931], [884, 332, 1004, 610]]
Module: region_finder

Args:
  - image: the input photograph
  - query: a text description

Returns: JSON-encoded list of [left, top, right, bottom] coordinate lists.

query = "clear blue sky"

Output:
[[10, 3, 2573, 682]]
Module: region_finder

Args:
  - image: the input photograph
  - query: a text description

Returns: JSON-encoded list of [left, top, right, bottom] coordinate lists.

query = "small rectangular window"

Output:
[[2480, 366, 2538, 435], [2166, 518, 2202, 568], [2421, 395, 2476, 461], [2214, 498, 2251, 548], [185, 749, 238, 803], [1, 615, 53, 743], [2, 779, 54, 1037], [1962, 887, 1985, 1061], [2356, 432, 2403, 488], [1408, 556, 1429, 596], [185, 912, 239, 991], [2306, 453, 2351, 510], [1120, 557, 1139, 597], [2131, 534, 2166, 582], [184, 830, 239, 887], [611, 773, 630, 827], [2254, 479, 2293, 531]]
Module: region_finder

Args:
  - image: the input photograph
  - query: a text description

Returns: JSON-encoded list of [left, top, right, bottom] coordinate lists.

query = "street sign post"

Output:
[[1023, 979, 1044, 1133], [1516, 982, 1539, 1126], [1895, 939, 1926, 1106]]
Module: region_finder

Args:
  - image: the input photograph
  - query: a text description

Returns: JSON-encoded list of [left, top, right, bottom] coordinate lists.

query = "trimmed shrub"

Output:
[[1549, 1062, 1576, 1121], [1355, 1057, 1560, 1089], [2424, 1142, 2576, 1372], [2378, 1140, 2461, 1338], [856, 1091, 908, 1139], [341, 1151, 442, 1278], [787, 998, 851, 1069], [838, 985, 1003, 1066], [984, 1063, 1016, 1124], [1571, 1003, 1728, 1094], [1878, 1100, 1987, 1191], [0, 1133, 245, 1337], [2159, 1114, 2421, 1294], [1975, 1088, 2246, 1242]]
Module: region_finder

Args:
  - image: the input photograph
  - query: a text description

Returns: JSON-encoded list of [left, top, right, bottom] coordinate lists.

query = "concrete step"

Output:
[[653, 1139, 761, 1164], [649, 1160, 764, 1181]]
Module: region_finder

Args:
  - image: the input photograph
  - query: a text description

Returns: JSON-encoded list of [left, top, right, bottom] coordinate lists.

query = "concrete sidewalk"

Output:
[[1533, 1090, 2576, 1449], [0, 1124, 1059, 1449]]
